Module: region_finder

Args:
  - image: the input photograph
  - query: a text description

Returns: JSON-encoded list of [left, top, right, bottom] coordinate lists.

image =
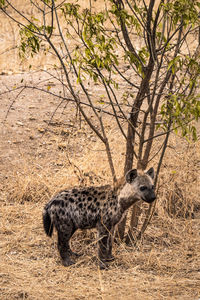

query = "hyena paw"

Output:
[[69, 250, 82, 257], [99, 260, 109, 270], [62, 258, 75, 267], [105, 255, 115, 262]]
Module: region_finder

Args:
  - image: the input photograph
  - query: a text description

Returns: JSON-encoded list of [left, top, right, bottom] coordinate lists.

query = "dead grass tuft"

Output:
[[164, 181, 198, 218], [157, 139, 200, 220], [7, 174, 50, 204]]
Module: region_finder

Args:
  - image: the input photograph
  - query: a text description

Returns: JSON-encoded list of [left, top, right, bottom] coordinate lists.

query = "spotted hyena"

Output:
[[43, 167, 156, 269]]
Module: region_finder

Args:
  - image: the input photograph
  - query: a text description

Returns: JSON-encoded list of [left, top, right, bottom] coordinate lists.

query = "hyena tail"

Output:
[[43, 208, 53, 237]]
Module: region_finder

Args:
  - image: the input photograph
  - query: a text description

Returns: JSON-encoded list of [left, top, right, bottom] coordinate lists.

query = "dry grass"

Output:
[[1, 124, 200, 300], [1, 201, 200, 300]]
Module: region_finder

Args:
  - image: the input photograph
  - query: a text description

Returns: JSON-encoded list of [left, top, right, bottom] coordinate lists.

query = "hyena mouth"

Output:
[[142, 196, 156, 203]]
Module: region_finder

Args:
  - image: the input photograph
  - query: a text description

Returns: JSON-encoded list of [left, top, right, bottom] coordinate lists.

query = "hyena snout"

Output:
[[143, 189, 156, 203]]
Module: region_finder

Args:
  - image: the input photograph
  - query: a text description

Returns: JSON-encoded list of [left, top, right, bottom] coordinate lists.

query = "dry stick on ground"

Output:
[[4, 87, 26, 121]]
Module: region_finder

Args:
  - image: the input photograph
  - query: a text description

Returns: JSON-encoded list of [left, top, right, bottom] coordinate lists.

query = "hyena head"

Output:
[[125, 167, 156, 203]]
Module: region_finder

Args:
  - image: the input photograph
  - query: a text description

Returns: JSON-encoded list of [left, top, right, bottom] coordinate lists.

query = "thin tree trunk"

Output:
[[117, 61, 154, 241], [125, 202, 141, 245]]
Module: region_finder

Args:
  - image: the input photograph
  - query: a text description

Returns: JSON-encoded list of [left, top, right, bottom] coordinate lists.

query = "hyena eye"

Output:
[[152, 185, 155, 190], [140, 186, 147, 191]]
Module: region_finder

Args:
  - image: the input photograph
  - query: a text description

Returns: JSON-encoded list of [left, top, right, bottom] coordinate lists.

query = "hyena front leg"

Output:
[[57, 222, 76, 266], [97, 223, 114, 269], [106, 227, 115, 262]]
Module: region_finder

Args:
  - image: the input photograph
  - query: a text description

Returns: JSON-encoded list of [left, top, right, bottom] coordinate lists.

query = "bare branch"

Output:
[[4, 87, 26, 121]]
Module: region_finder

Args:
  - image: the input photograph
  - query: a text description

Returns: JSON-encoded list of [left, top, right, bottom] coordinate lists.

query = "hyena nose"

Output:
[[144, 193, 156, 203], [148, 191, 156, 203]]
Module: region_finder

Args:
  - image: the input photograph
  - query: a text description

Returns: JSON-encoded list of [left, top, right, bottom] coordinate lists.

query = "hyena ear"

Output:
[[125, 169, 138, 183], [146, 167, 154, 179]]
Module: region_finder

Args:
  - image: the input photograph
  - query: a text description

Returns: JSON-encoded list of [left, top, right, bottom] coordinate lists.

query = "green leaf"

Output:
[[0, 0, 5, 8]]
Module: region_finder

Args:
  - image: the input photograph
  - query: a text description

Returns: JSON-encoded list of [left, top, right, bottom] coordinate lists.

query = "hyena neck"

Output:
[[117, 182, 140, 212]]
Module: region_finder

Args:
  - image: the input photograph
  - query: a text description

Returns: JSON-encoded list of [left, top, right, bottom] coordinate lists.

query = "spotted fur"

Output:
[[43, 167, 156, 269]]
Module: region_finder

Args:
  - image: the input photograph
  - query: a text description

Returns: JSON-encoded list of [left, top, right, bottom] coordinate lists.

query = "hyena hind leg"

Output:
[[57, 225, 76, 266]]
